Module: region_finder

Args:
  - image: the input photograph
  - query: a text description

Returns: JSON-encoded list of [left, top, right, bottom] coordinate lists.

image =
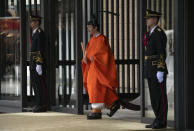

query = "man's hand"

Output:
[[83, 51, 87, 64], [36, 64, 42, 76], [83, 57, 87, 64], [156, 71, 164, 83]]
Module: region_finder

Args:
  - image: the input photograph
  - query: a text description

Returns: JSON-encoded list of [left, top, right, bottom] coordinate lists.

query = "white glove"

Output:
[[156, 71, 164, 83], [36, 64, 42, 76]]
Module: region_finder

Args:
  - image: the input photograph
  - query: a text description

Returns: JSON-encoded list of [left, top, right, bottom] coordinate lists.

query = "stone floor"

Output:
[[0, 110, 178, 131]]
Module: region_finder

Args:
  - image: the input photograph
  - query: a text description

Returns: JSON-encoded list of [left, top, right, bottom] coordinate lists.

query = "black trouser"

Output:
[[30, 67, 46, 107], [147, 75, 168, 125]]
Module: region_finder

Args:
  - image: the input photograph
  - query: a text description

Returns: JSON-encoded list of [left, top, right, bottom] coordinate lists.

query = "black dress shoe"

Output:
[[87, 112, 102, 120], [33, 106, 47, 113], [145, 124, 153, 128], [107, 100, 120, 117], [152, 123, 167, 129], [33, 105, 40, 112], [145, 119, 157, 128]]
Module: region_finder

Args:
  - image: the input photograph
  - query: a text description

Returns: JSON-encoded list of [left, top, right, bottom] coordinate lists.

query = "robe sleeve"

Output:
[[81, 58, 91, 91], [81, 43, 91, 91], [91, 37, 118, 90]]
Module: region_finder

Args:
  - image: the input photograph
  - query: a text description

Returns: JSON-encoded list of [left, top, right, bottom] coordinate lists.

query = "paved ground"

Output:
[[0, 110, 177, 131]]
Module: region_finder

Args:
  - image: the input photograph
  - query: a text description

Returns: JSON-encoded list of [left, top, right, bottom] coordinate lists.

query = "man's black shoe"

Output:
[[33, 106, 47, 113], [145, 119, 157, 128], [107, 100, 120, 117], [87, 112, 102, 120], [152, 123, 167, 129], [145, 124, 153, 128], [32, 105, 39, 111]]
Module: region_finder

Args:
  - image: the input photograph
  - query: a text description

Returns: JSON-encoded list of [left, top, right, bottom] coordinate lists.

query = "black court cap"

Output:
[[144, 9, 161, 19], [87, 14, 99, 27], [29, 15, 42, 22]]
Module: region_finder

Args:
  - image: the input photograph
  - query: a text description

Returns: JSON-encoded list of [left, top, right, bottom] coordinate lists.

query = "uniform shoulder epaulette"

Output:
[[157, 28, 161, 32], [38, 29, 41, 33]]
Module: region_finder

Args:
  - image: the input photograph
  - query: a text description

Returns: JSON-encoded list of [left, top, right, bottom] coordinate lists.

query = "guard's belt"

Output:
[[144, 55, 158, 60]]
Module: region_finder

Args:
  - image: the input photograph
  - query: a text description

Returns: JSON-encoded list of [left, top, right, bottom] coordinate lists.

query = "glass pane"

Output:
[[55, 0, 75, 108], [145, 0, 174, 121], [0, 0, 21, 100], [26, 0, 41, 15]]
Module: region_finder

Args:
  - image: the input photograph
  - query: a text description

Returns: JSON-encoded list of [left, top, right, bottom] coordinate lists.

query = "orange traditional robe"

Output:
[[81, 34, 118, 107]]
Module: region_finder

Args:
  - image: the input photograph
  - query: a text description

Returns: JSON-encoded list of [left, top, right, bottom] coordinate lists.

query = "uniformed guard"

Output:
[[29, 15, 47, 112], [143, 9, 168, 129]]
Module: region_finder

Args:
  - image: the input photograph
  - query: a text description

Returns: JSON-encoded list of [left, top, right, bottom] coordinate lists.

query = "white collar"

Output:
[[33, 27, 39, 34], [95, 33, 101, 37], [150, 25, 158, 35]]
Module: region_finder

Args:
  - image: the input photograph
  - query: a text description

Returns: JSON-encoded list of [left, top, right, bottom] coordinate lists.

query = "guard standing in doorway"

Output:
[[143, 9, 168, 129], [29, 15, 47, 112]]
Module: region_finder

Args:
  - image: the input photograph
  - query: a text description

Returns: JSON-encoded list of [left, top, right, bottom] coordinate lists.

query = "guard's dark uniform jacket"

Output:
[[30, 27, 45, 69], [143, 26, 168, 126], [144, 26, 168, 78], [30, 27, 46, 111]]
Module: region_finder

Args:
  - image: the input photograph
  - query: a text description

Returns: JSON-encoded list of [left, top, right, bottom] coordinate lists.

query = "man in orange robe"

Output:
[[81, 18, 120, 119]]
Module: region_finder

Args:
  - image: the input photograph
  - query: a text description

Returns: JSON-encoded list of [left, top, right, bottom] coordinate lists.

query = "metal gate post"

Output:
[[75, 0, 83, 114]]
